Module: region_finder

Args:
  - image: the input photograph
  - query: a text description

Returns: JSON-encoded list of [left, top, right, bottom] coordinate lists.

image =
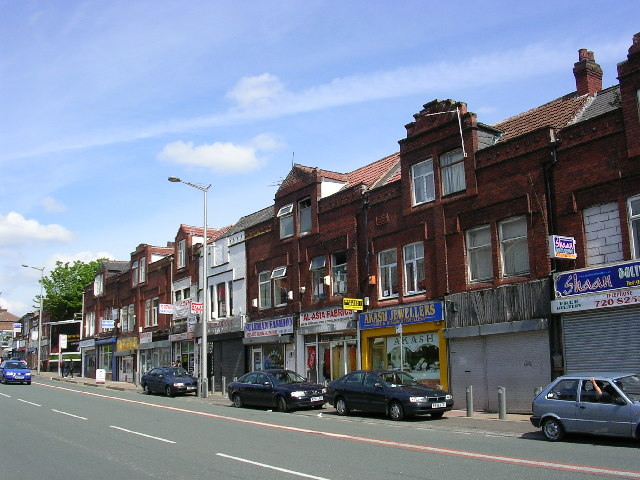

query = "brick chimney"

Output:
[[573, 49, 603, 96]]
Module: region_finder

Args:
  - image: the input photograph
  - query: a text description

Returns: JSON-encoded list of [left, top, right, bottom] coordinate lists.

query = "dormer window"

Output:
[[278, 204, 294, 239], [440, 149, 465, 195]]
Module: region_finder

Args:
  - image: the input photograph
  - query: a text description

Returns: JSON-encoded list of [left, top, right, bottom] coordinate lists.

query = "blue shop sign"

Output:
[[554, 260, 640, 298], [359, 302, 443, 330]]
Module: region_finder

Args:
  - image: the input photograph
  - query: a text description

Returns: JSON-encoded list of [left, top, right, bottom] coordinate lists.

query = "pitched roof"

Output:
[[570, 85, 620, 124], [347, 152, 401, 189], [178, 224, 231, 241], [225, 206, 274, 235], [492, 92, 593, 142]]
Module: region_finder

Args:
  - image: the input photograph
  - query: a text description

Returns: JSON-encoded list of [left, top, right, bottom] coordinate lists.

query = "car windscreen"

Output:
[[380, 371, 420, 387], [271, 371, 307, 385], [5, 362, 28, 369], [616, 374, 640, 402], [166, 367, 189, 377]]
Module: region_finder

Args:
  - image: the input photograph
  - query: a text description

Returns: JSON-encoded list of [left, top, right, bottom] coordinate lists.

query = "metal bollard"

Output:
[[211, 376, 215, 394], [498, 386, 506, 420], [466, 385, 474, 417], [222, 376, 227, 396]]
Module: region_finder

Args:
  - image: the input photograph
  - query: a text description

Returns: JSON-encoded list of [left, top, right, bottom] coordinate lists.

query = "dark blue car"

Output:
[[140, 367, 198, 397], [0, 359, 32, 385]]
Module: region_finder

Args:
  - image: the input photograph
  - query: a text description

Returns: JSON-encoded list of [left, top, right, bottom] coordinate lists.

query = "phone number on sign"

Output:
[[595, 295, 640, 307]]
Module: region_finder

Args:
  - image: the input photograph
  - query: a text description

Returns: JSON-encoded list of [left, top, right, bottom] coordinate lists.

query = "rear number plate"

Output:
[[311, 396, 323, 402], [432, 402, 446, 408]]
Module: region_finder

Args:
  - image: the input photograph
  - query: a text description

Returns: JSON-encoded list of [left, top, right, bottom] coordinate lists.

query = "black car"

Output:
[[324, 370, 454, 421], [140, 367, 198, 397], [228, 369, 326, 412]]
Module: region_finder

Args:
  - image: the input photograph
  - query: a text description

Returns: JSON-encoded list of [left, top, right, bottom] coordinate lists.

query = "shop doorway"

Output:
[[305, 337, 357, 384], [119, 356, 134, 383]]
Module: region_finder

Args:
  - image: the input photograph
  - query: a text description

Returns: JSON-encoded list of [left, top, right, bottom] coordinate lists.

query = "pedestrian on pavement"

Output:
[[60, 359, 66, 377], [67, 360, 74, 378]]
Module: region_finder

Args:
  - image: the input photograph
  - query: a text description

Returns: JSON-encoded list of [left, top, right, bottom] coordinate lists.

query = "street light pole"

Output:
[[22, 264, 45, 374], [168, 177, 211, 398]]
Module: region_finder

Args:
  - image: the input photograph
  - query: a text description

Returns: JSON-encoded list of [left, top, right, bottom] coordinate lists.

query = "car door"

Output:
[[147, 369, 162, 393], [253, 372, 274, 407], [576, 379, 633, 437], [235, 373, 258, 405], [339, 372, 366, 410], [362, 372, 387, 413]]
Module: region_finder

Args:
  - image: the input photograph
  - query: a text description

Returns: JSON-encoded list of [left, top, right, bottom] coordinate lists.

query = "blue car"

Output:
[[140, 367, 198, 397], [0, 359, 32, 385]]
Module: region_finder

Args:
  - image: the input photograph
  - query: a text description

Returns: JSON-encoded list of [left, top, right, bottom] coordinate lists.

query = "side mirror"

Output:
[[374, 382, 384, 389], [263, 381, 271, 386]]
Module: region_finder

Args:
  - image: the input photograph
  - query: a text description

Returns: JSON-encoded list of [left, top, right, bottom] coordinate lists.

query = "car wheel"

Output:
[[430, 411, 445, 419], [542, 418, 564, 442], [143, 383, 151, 395], [277, 396, 289, 413], [389, 401, 405, 421], [26, 382, 31, 385], [232, 393, 243, 408], [335, 398, 350, 416], [165, 385, 174, 397]]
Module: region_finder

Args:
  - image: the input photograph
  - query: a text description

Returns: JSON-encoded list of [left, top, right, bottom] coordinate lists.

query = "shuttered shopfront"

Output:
[[562, 306, 640, 373]]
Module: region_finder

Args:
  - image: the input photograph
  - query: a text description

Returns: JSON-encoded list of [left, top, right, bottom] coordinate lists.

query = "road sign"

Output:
[[342, 298, 363, 311]]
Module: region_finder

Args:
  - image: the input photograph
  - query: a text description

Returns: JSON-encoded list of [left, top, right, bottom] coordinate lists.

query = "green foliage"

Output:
[[38, 259, 105, 321]]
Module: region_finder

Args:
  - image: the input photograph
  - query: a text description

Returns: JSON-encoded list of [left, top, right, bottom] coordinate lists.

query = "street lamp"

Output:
[[22, 264, 45, 374], [168, 176, 211, 398]]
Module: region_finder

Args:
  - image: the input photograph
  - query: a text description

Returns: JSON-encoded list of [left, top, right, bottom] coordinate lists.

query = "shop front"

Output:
[[298, 307, 358, 384], [79, 338, 95, 378], [552, 259, 640, 373], [359, 301, 447, 389], [115, 335, 139, 383], [243, 316, 295, 372], [139, 337, 172, 377], [209, 316, 245, 391], [95, 337, 116, 381]]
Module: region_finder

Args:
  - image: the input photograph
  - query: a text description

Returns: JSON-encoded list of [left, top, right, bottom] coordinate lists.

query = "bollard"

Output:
[[211, 376, 215, 394], [498, 386, 506, 420], [222, 376, 227, 396], [466, 385, 474, 417]]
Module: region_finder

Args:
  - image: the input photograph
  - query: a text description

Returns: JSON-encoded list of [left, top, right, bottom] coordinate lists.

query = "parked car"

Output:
[[228, 369, 326, 412], [0, 359, 32, 385], [140, 367, 198, 397], [324, 370, 453, 421], [531, 372, 640, 441]]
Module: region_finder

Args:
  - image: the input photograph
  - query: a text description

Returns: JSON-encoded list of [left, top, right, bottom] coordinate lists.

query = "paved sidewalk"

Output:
[[34, 372, 532, 426]]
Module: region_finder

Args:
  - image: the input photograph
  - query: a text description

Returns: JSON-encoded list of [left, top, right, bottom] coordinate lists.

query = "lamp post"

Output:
[[22, 264, 45, 374], [168, 177, 211, 398]]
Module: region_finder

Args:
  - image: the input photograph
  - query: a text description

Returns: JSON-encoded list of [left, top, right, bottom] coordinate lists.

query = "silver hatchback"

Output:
[[531, 372, 640, 441]]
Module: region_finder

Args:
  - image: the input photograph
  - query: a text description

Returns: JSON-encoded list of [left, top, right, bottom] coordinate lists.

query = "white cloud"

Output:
[[225, 73, 285, 109], [157, 134, 283, 173], [0, 212, 74, 247], [40, 196, 67, 213], [47, 250, 114, 266]]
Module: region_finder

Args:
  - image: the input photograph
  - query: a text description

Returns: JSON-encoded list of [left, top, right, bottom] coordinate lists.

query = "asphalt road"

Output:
[[1, 378, 639, 480]]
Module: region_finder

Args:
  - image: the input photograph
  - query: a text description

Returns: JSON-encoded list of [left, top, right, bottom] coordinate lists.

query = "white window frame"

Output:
[[85, 311, 95, 337], [152, 298, 159, 326], [145, 299, 152, 327], [378, 249, 398, 299], [499, 216, 530, 277], [310, 256, 327, 300], [178, 239, 186, 268], [132, 260, 139, 286], [259, 271, 272, 309], [411, 159, 435, 206], [277, 204, 294, 239], [139, 257, 146, 283], [271, 266, 288, 306], [298, 197, 312, 235], [331, 251, 347, 296], [403, 242, 425, 295], [628, 194, 640, 259], [466, 225, 493, 282], [440, 149, 466, 195], [216, 282, 227, 318], [94, 273, 104, 296]]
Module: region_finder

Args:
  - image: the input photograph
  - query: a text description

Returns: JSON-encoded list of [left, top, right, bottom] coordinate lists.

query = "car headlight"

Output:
[[6, 372, 15, 377], [409, 396, 427, 403], [290, 391, 305, 398], [173, 382, 184, 387], [322, 388, 327, 394], [446, 394, 452, 400]]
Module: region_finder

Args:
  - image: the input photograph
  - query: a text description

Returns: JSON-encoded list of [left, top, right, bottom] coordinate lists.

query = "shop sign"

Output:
[[159, 303, 173, 314], [554, 260, 640, 297], [210, 317, 242, 334], [173, 299, 192, 319], [117, 336, 139, 351], [245, 317, 293, 338], [101, 318, 115, 329], [359, 302, 443, 330], [139, 332, 152, 343], [548, 235, 577, 259], [342, 298, 363, 311], [300, 308, 354, 327], [551, 287, 640, 313], [169, 332, 192, 341], [79, 338, 95, 349], [190, 302, 203, 314], [13, 323, 21, 332]]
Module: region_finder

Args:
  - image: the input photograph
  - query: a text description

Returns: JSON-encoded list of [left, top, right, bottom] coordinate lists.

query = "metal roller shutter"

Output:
[[486, 331, 551, 413], [449, 337, 487, 411], [212, 338, 245, 391], [562, 307, 640, 373]]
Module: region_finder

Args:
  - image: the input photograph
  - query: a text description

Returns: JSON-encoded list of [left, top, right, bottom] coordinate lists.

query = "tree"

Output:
[[38, 259, 105, 321]]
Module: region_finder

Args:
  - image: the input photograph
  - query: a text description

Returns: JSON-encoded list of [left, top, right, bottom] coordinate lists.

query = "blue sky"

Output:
[[1, 1, 638, 316]]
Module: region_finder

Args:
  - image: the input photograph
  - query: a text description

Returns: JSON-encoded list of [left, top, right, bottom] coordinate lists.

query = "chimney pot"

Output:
[[573, 49, 602, 96]]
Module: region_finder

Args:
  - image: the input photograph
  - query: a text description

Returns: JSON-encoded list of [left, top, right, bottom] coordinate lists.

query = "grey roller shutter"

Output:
[[449, 337, 487, 411], [563, 307, 640, 373]]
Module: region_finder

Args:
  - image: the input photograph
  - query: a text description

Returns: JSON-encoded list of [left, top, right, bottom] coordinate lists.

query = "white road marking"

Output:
[[38, 382, 640, 479], [17, 399, 41, 406], [0, 392, 11, 398], [217, 453, 330, 480], [52, 409, 87, 420], [110, 425, 176, 444]]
